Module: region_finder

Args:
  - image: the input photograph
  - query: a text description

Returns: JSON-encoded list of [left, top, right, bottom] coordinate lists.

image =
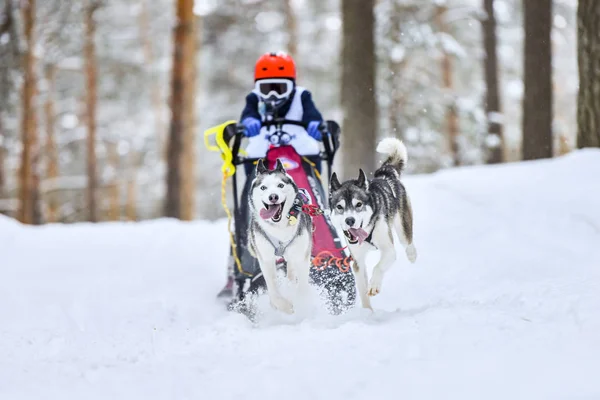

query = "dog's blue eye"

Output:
[[277, 183, 284, 188], [336, 205, 343, 211], [356, 202, 362, 208], [260, 185, 267, 191]]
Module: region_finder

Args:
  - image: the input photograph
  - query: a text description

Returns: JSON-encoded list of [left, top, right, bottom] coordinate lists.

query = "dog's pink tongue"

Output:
[[260, 204, 281, 220], [349, 228, 369, 244]]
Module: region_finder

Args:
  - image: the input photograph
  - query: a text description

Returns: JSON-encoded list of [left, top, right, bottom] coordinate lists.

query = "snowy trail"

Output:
[[2, 150, 600, 399]]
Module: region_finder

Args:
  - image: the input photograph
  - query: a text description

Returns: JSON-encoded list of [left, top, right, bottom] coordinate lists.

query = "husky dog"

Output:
[[328, 138, 417, 309], [248, 158, 313, 314]]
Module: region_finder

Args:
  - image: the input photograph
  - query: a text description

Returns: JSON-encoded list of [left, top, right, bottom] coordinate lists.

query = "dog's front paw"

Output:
[[367, 283, 381, 296], [368, 271, 382, 297], [270, 295, 294, 314], [406, 244, 417, 263]]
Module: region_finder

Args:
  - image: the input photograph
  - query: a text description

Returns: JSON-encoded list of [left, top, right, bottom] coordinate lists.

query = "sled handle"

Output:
[[204, 120, 237, 152], [262, 119, 308, 129], [203, 120, 238, 177]]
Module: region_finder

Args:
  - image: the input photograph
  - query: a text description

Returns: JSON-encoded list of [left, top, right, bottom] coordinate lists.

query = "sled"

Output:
[[204, 118, 356, 315]]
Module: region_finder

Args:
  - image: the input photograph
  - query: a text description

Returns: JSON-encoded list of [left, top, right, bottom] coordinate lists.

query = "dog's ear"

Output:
[[274, 158, 285, 173], [330, 172, 341, 191], [357, 169, 368, 190], [256, 159, 268, 175]]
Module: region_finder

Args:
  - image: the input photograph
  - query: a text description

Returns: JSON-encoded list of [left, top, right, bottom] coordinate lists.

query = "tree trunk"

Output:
[[126, 179, 136, 220], [180, 13, 198, 221], [126, 149, 137, 221], [139, 0, 166, 158], [126, 168, 136, 221], [19, 0, 41, 224], [44, 64, 59, 223], [284, 0, 298, 58], [108, 141, 120, 221], [436, 6, 460, 166], [522, 0, 553, 160], [387, 1, 404, 139], [0, 146, 4, 197], [84, 1, 99, 222], [577, 0, 600, 148], [341, 0, 377, 175], [0, 117, 5, 196], [482, 0, 504, 164], [165, 0, 196, 219]]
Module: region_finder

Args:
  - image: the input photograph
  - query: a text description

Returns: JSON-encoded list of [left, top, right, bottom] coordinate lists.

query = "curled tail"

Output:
[[376, 137, 408, 172]]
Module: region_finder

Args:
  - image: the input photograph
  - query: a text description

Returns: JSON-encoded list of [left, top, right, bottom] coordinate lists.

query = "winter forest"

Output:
[[3, 1, 600, 397], [0, 0, 595, 224]]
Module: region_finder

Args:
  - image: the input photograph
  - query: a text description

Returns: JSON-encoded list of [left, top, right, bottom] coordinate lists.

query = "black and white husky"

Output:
[[248, 159, 313, 314], [329, 138, 417, 309]]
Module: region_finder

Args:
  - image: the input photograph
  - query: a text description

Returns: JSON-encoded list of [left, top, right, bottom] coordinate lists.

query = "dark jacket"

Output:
[[240, 89, 323, 124]]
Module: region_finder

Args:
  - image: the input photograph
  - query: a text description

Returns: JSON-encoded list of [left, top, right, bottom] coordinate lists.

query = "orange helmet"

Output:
[[254, 51, 296, 81]]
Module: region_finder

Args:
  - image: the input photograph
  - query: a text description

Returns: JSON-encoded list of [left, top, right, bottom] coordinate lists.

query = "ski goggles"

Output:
[[255, 79, 294, 100]]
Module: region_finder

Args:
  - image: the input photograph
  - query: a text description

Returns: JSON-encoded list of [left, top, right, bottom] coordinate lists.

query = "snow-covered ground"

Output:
[[2, 150, 600, 400]]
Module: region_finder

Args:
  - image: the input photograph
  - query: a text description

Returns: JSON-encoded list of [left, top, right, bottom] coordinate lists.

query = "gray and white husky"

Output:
[[248, 158, 313, 314], [329, 138, 417, 309]]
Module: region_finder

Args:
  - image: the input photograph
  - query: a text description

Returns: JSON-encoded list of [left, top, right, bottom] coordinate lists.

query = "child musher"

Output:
[[221, 51, 334, 307], [239, 51, 326, 174]]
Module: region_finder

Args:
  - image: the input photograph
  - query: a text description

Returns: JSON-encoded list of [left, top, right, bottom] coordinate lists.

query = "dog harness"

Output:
[[286, 188, 311, 226], [267, 236, 294, 258]]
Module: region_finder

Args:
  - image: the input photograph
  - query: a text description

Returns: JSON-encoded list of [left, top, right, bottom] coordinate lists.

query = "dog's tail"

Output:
[[376, 137, 407, 172]]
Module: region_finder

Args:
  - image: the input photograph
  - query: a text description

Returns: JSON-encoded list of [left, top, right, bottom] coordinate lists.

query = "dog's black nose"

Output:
[[345, 217, 355, 227], [269, 193, 279, 203]]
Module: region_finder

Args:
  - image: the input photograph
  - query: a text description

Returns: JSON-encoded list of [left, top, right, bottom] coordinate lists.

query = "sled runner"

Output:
[[204, 118, 356, 316]]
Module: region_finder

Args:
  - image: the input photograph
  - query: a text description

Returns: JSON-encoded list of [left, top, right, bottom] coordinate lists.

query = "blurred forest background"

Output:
[[0, 0, 597, 224]]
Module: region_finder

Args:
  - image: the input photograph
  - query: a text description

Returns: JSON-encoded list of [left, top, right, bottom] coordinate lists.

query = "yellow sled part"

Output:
[[204, 120, 251, 277], [203, 120, 247, 178]]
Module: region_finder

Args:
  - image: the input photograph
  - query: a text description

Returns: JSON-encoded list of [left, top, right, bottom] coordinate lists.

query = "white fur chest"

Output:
[[256, 217, 298, 244]]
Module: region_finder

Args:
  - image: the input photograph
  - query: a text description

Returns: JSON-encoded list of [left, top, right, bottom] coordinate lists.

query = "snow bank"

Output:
[[1, 150, 600, 400]]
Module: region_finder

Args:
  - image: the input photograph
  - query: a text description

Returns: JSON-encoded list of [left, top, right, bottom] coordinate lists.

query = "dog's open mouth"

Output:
[[344, 227, 369, 245], [260, 201, 285, 222]]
